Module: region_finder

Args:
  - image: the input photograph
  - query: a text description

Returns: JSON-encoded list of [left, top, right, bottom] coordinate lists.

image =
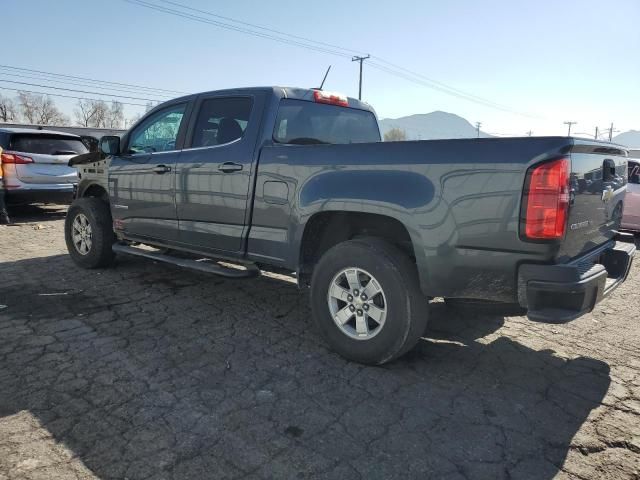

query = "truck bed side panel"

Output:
[[249, 137, 575, 302]]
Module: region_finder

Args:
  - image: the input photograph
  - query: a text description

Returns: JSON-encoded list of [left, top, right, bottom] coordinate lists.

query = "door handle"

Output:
[[153, 165, 171, 174], [218, 162, 243, 173]]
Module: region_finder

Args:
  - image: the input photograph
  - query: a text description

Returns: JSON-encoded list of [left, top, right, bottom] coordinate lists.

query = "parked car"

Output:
[[0, 128, 87, 205], [622, 158, 640, 232], [65, 86, 635, 365]]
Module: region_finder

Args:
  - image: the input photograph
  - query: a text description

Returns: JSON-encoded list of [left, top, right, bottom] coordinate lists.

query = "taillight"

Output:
[[313, 90, 349, 107], [521, 157, 570, 240], [1, 152, 34, 164]]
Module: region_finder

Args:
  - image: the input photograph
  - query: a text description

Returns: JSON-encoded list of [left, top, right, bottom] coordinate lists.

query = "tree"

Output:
[[74, 99, 99, 127], [18, 91, 68, 125], [106, 101, 124, 129], [0, 94, 18, 122], [384, 128, 407, 142], [125, 112, 142, 128]]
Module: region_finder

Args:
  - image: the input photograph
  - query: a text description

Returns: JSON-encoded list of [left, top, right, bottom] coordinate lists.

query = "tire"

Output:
[[310, 238, 429, 365], [65, 197, 115, 269]]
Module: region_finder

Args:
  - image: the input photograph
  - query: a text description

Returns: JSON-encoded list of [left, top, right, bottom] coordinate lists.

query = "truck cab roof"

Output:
[[167, 86, 376, 113]]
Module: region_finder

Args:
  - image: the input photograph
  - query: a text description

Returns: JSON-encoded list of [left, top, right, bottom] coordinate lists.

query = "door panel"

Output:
[[109, 152, 179, 240], [176, 94, 264, 252], [108, 102, 189, 242]]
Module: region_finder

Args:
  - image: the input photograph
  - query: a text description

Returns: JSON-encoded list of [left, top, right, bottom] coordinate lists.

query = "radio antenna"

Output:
[[319, 65, 331, 90]]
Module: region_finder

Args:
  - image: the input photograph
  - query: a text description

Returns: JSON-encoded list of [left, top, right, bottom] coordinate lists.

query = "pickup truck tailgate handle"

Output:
[[218, 162, 243, 173], [152, 165, 171, 174]]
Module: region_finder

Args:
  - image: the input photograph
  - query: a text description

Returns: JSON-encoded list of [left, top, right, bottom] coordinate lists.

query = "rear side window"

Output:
[[191, 97, 253, 148], [10, 134, 88, 155], [273, 99, 380, 145]]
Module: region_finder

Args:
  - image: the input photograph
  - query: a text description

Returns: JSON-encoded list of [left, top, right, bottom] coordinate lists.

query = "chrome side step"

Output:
[[112, 243, 260, 279]]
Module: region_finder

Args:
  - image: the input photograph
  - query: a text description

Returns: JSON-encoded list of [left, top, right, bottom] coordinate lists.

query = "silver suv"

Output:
[[0, 128, 87, 204]]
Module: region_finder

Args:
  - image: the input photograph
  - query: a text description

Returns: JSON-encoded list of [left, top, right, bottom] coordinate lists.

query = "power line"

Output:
[[0, 64, 186, 96], [0, 87, 150, 107], [0, 70, 175, 98], [0, 79, 163, 102], [158, 0, 366, 57], [124, 0, 539, 118], [124, 0, 354, 58]]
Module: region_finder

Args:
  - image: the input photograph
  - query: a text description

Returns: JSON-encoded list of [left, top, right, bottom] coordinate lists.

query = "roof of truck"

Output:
[[168, 86, 376, 113]]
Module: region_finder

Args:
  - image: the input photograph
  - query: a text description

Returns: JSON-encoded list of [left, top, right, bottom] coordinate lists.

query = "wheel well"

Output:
[[81, 184, 109, 201], [299, 211, 415, 281]]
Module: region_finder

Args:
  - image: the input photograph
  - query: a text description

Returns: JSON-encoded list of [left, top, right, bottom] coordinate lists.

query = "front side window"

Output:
[[273, 99, 380, 145], [191, 97, 253, 148], [128, 103, 186, 154]]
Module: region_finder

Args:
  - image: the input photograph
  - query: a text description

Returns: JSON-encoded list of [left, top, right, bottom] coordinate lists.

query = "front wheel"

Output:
[[65, 197, 116, 269], [310, 238, 429, 365]]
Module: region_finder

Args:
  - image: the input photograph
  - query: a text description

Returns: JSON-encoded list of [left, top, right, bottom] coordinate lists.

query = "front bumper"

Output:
[[518, 236, 636, 323]]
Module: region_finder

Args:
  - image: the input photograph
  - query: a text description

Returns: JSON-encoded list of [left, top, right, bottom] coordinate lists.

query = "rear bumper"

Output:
[[518, 237, 636, 323], [5, 186, 75, 205]]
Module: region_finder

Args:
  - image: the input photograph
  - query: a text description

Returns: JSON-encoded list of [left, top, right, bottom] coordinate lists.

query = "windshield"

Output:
[[10, 134, 89, 155], [273, 99, 380, 145]]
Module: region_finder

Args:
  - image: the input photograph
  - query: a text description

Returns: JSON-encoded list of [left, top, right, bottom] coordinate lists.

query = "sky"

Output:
[[2, 0, 639, 136]]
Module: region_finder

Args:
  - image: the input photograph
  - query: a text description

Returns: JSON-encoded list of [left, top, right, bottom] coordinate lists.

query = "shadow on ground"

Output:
[[3, 203, 68, 224], [0, 252, 611, 479]]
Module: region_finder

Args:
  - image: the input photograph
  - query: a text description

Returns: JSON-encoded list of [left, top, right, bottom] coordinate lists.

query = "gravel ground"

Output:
[[0, 205, 639, 480]]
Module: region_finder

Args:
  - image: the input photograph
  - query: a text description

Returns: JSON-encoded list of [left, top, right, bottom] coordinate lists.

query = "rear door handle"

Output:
[[218, 162, 243, 173], [152, 165, 171, 174]]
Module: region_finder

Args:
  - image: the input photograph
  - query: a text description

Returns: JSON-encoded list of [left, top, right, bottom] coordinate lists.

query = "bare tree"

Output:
[[106, 101, 124, 129], [18, 91, 68, 125], [74, 99, 99, 127], [0, 94, 18, 122], [383, 128, 407, 141], [91, 100, 109, 128], [126, 112, 142, 128]]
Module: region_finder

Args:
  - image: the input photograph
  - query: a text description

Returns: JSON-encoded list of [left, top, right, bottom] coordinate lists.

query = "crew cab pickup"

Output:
[[66, 87, 636, 364]]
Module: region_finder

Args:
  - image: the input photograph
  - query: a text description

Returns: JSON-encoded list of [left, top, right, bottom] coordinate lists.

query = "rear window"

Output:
[[10, 134, 89, 155], [273, 99, 380, 145]]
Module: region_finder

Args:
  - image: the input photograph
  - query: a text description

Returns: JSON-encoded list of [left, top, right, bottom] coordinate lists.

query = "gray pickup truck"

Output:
[[66, 86, 636, 364]]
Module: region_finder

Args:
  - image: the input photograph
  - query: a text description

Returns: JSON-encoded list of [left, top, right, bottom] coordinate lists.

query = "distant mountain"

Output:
[[612, 130, 640, 148], [379, 111, 493, 140]]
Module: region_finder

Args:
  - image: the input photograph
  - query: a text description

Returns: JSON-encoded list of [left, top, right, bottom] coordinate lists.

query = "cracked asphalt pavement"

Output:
[[1, 205, 639, 479]]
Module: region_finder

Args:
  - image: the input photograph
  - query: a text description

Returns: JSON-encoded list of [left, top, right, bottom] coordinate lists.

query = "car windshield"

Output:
[[10, 134, 89, 155], [273, 99, 380, 145]]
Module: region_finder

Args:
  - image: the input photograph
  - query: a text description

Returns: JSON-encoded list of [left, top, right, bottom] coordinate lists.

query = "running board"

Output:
[[112, 243, 260, 279]]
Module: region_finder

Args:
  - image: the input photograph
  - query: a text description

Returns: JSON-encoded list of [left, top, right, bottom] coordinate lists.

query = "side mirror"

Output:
[[100, 136, 121, 156]]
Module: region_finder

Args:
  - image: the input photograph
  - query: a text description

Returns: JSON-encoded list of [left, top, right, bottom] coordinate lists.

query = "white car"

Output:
[[622, 157, 640, 233], [0, 128, 87, 205]]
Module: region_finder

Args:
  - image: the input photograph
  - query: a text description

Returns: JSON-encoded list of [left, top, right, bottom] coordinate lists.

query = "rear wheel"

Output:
[[310, 238, 428, 365], [65, 197, 115, 268]]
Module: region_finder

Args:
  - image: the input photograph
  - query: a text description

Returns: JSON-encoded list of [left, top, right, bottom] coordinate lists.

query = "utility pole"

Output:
[[351, 54, 370, 100], [595, 126, 599, 140], [475, 122, 482, 138], [608, 122, 614, 141], [563, 121, 577, 136], [526, 130, 533, 137]]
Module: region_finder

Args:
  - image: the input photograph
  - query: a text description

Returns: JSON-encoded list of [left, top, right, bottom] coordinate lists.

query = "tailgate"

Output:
[[559, 142, 628, 259], [8, 133, 87, 185], [14, 153, 78, 185]]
